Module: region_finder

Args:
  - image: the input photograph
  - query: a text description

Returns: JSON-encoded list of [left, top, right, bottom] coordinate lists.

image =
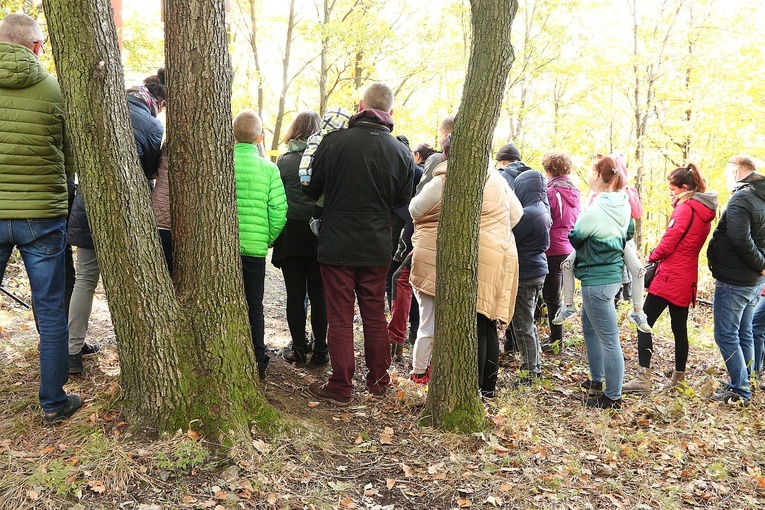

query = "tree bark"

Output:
[[44, 0, 277, 441], [423, 0, 517, 432]]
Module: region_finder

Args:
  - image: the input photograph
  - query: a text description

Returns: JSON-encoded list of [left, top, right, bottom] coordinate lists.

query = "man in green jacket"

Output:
[[0, 13, 81, 424]]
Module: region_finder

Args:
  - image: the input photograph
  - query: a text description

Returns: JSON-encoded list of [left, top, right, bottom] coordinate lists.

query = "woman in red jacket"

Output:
[[623, 164, 718, 392]]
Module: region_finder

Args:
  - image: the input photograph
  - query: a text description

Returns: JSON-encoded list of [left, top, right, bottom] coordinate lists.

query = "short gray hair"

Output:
[[362, 82, 394, 112], [0, 13, 44, 48]]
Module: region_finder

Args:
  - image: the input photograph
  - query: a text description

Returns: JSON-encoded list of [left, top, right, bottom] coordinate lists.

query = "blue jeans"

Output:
[[713, 281, 761, 399], [241, 256, 267, 363], [515, 277, 545, 375], [580, 283, 623, 400], [0, 218, 69, 413], [753, 292, 765, 375]]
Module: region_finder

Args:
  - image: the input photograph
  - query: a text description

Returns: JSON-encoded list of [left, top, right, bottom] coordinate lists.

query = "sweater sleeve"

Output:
[[409, 175, 443, 221]]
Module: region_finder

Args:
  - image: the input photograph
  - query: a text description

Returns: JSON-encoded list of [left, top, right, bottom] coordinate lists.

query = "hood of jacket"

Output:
[[0, 42, 47, 89], [499, 160, 532, 179], [687, 191, 718, 217], [514, 170, 547, 207], [286, 139, 308, 153], [596, 191, 630, 230]]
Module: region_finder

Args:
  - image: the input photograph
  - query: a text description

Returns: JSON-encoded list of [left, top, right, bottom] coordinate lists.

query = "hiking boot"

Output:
[[552, 304, 577, 325], [622, 366, 653, 393], [282, 349, 307, 365], [391, 341, 404, 362], [661, 370, 685, 391], [68, 352, 83, 375], [586, 394, 623, 410], [44, 394, 83, 425], [540, 339, 560, 354], [308, 349, 329, 367], [587, 380, 603, 398], [710, 389, 750, 406], [629, 311, 652, 333], [580, 378, 593, 391], [81, 342, 100, 355], [308, 382, 351, 407], [257, 355, 270, 381]]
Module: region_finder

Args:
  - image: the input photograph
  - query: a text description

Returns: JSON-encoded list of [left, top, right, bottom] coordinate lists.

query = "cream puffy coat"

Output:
[[409, 161, 522, 323]]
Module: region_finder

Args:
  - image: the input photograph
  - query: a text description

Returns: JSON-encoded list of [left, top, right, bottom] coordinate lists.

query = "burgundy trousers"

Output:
[[320, 264, 391, 397], [387, 265, 412, 344]]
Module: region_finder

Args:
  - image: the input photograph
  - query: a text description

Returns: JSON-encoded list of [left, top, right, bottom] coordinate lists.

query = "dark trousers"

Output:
[[638, 293, 689, 372], [477, 313, 499, 396], [320, 264, 390, 397], [280, 256, 327, 353], [543, 253, 567, 342], [159, 228, 173, 274], [242, 255, 267, 363]]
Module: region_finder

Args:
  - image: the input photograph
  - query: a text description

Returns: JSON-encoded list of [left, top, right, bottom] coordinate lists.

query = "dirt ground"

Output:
[[2, 250, 765, 509]]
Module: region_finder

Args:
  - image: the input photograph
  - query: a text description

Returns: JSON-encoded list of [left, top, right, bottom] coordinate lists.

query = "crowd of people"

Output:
[[2, 14, 765, 426]]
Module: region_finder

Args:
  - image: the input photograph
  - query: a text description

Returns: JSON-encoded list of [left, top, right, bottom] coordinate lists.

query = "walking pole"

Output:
[[0, 285, 31, 308]]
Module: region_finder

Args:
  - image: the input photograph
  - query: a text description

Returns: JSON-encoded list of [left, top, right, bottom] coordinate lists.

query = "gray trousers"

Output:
[[514, 276, 545, 376], [68, 247, 100, 355]]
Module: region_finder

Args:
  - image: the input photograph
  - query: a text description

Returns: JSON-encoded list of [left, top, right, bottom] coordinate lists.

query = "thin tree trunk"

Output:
[[423, 0, 517, 432]]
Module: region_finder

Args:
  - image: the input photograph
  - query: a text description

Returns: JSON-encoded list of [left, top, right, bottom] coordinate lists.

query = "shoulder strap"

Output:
[[678, 206, 695, 242]]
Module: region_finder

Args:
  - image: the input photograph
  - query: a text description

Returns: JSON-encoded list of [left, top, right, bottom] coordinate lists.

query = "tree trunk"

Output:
[[423, 0, 517, 432], [44, 0, 278, 441], [270, 0, 297, 156]]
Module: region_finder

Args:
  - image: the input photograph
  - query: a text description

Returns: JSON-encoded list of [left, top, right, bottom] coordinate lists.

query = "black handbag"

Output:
[[644, 207, 695, 289]]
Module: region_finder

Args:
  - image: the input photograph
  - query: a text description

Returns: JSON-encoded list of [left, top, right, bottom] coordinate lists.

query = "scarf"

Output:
[[127, 85, 159, 117]]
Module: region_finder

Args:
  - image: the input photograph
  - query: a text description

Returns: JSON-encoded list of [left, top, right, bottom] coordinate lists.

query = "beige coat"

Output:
[[409, 161, 522, 323]]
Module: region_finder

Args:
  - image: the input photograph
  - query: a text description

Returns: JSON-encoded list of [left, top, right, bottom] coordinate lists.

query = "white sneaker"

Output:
[[552, 304, 578, 325], [629, 311, 652, 333]]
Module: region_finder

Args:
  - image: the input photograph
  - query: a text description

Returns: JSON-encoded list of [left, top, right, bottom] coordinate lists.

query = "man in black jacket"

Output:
[[304, 83, 415, 406], [707, 155, 765, 405]]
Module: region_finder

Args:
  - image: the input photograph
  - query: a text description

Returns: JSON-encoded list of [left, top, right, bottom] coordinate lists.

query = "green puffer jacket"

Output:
[[235, 143, 287, 257], [0, 42, 72, 219]]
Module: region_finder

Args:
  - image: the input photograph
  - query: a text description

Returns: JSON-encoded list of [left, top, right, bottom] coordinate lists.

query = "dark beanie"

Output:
[[496, 143, 521, 162], [396, 135, 410, 148]]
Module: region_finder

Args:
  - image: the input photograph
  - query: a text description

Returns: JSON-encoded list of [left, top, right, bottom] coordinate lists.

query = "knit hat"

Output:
[[396, 135, 410, 148], [496, 143, 521, 162]]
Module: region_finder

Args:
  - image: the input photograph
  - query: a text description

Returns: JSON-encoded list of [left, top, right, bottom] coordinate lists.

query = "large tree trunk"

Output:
[[44, 0, 277, 441], [423, 0, 516, 432]]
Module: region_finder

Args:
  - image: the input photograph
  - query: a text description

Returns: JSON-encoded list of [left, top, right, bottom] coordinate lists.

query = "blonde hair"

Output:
[[362, 82, 394, 111], [233, 110, 262, 144], [729, 155, 756, 174]]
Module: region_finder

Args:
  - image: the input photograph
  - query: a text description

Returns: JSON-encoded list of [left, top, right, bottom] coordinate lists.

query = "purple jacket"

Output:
[[546, 176, 580, 256]]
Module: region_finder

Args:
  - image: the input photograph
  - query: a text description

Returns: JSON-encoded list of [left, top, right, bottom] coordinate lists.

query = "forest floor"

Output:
[[1, 251, 765, 509]]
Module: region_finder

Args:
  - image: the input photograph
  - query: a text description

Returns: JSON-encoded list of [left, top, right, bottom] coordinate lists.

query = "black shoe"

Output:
[[80, 342, 100, 355], [586, 380, 603, 398], [257, 355, 270, 380], [308, 349, 329, 367], [586, 394, 622, 409], [282, 349, 307, 365], [69, 352, 83, 375], [710, 389, 750, 406], [44, 394, 83, 425], [541, 339, 560, 354]]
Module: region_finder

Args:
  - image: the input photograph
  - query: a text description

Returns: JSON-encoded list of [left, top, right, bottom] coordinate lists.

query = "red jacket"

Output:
[[647, 194, 717, 307]]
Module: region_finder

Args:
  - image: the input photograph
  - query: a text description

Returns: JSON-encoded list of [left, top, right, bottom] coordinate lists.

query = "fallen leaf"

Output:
[[401, 463, 413, 476], [386, 478, 395, 489], [187, 429, 201, 441], [339, 496, 357, 509], [308, 401, 320, 408], [457, 498, 472, 507], [379, 432, 393, 445], [252, 439, 271, 453], [27, 490, 38, 501], [87, 480, 106, 493], [355, 435, 364, 445], [267, 493, 277, 504], [214, 490, 227, 500]]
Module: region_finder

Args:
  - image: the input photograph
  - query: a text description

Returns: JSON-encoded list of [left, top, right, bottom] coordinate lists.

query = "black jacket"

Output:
[[512, 170, 552, 280], [304, 118, 414, 266], [498, 160, 533, 190], [67, 186, 93, 249], [708, 172, 765, 286], [127, 94, 164, 181]]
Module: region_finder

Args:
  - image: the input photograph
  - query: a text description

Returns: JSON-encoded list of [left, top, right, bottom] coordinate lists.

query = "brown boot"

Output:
[[622, 366, 653, 393], [661, 370, 685, 391]]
